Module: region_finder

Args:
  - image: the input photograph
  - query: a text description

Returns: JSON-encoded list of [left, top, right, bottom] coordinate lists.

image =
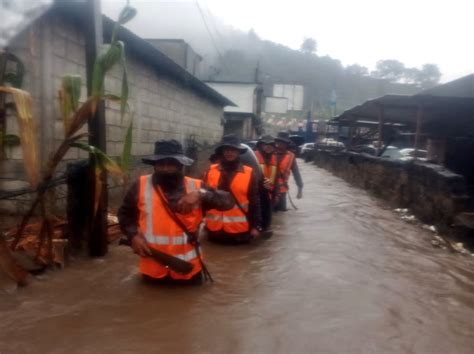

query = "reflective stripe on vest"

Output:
[[256, 151, 277, 185], [205, 214, 248, 223], [138, 175, 203, 280], [204, 164, 252, 234]]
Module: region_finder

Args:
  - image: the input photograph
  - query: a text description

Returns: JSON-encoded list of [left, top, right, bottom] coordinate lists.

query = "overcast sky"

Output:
[[103, 0, 474, 82]]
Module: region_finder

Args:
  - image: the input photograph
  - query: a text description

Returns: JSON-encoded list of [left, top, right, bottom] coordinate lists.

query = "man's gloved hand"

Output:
[[131, 233, 152, 257], [296, 188, 303, 199]]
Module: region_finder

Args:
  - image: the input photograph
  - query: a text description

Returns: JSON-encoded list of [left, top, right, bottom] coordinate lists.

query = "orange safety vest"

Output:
[[255, 150, 277, 189], [204, 164, 252, 234], [276, 151, 295, 193], [137, 175, 203, 280]]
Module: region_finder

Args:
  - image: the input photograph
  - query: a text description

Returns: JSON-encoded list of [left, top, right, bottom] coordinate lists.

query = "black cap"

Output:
[[142, 139, 194, 166], [215, 134, 247, 154]]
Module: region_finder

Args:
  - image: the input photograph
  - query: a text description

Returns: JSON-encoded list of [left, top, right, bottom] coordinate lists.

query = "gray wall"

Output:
[[312, 150, 472, 237], [1, 11, 224, 213]]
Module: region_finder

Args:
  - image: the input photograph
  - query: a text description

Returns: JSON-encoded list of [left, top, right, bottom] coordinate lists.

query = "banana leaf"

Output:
[[71, 142, 124, 178], [120, 118, 133, 174]]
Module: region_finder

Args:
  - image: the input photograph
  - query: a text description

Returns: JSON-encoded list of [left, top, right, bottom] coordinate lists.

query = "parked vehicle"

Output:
[[316, 138, 345, 152], [357, 145, 428, 161], [300, 143, 315, 155], [299, 143, 315, 162], [399, 148, 428, 161], [357, 144, 400, 158]]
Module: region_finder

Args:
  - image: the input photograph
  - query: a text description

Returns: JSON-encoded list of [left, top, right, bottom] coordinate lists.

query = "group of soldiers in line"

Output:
[[118, 132, 303, 284]]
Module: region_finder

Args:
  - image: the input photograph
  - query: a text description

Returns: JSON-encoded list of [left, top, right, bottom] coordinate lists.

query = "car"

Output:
[[300, 143, 315, 155], [399, 148, 428, 161], [316, 138, 345, 151], [299, 142, 316, 162], [357, 144, 401, 158]]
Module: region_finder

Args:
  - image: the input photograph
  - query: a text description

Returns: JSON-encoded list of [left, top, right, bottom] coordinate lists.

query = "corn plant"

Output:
[[4, 3, 137, 267]]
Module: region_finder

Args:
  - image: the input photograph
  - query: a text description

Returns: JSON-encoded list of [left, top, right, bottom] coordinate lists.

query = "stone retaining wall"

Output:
[[311, 150, 472, 235]]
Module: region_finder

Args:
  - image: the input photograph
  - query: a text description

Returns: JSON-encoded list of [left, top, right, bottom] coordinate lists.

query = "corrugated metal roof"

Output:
[[333, 93, 474, 126], [417, 74, 474, 98]]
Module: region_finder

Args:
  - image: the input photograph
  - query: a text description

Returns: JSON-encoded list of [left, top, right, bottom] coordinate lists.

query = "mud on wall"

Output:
[[311, 150, 472, 234]]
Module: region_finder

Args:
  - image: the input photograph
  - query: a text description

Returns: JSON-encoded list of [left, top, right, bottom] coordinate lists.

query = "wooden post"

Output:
[[414, 103, 424, 159], [84, 0, 108, 257], [377, 104, 384, 156], [0, 51, 7, 160]]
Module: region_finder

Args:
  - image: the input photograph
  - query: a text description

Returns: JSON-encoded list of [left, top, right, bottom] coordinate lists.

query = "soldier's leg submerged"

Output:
[[274, 192, 287, 212], [260, 189, 272, 230]]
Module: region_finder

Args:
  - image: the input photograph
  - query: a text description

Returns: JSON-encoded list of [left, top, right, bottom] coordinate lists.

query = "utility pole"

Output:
[[254, 61, 263, 137], [84, 0, 108, 257]]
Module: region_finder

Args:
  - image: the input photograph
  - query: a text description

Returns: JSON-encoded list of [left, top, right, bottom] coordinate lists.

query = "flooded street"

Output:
[[1, 162, 474, 354]]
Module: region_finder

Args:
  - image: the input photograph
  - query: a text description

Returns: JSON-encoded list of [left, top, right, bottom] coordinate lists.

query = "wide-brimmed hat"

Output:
[[257, 134, 275, 146], [275, 131, 291, 144], [142, 139, 194, 166], [215, 134, 247, 154]]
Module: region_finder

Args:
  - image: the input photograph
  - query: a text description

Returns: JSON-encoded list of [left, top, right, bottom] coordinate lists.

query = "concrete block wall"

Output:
[[1, 10, 224, 214]]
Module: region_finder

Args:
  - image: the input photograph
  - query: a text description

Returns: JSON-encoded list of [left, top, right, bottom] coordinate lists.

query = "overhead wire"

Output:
[[194, 0, 231, 73]]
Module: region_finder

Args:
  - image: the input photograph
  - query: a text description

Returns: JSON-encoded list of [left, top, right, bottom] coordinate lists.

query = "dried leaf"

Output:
[[0, 87, 39, 188], [66, 97, 98, 137], [59, 75, 81, 137]]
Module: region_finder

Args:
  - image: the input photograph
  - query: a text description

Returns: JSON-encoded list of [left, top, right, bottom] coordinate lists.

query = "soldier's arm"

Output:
[[117, 180, 140, 240], [200, 183, 235, 211], [291, 158, 304, 189]]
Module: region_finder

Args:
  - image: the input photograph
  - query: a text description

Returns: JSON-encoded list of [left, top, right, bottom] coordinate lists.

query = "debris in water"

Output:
[[431, 239, 441, 247], [394, 208, 409, 213], [452, 242, 468, 254], [401, 214, 416, 223], [422, 224, 437, 233]]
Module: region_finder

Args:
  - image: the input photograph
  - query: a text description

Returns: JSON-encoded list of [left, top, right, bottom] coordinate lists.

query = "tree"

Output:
[[345, 64, 369, 76], [402, 67, 421, 84], [248, 28, 260, 41], [372, 59, 406, 82], [418, 63, 441, 88], [300, 37, 317, 55]]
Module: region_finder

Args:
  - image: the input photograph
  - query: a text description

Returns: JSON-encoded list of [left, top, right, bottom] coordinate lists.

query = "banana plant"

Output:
[[8, 3, 137, 265]]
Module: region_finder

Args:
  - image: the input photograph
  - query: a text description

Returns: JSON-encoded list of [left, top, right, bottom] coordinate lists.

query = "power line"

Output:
[[195, 0, 230, 73], [201, 1, 227, 53]]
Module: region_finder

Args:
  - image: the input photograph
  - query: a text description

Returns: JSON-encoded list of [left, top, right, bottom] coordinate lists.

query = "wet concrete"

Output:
[[1, 162, 474, 353]]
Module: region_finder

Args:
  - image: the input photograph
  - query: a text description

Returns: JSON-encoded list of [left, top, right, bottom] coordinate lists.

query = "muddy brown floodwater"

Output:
[[1, 162, 474, 354]]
